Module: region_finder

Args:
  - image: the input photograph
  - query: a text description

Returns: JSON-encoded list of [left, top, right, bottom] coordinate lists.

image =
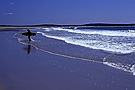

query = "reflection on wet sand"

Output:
[[22, 45, 32, 54], [27, 45, 31, 54]]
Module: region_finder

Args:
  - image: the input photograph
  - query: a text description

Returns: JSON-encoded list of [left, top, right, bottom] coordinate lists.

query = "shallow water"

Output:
[[14, 26, 135, 75]]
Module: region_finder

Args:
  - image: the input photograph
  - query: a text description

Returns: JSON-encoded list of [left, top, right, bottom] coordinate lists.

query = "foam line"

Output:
[[47, 27, 135, 37], [37, 31, 135, 54]]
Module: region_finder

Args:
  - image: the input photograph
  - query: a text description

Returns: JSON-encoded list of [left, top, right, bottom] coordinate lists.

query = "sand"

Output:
[[0, 30, 135, 90]]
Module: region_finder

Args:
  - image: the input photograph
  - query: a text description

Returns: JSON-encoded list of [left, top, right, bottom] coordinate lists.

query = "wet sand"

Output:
[[0, 30, 135, 90], [0, 27, 39, 31]]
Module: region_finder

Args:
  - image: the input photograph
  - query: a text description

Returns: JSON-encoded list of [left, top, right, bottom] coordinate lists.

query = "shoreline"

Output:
[[1, 29, 135, 90], [0, 27, 39, 31], [15, 28, 135, 76], [1, 24, 135, 31]]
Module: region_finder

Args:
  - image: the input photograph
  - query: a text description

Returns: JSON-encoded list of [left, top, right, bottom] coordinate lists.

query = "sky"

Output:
[[1, 0, 135, 25]]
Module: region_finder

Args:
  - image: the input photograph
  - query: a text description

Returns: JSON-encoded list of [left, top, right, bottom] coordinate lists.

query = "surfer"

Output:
[[27, 29, 32, 41], [22, 29, 36, 41]]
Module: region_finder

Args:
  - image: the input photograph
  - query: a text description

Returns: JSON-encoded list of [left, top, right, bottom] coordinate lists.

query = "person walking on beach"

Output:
[[22, 29, 36, 41], [27, 29, 32, 41]]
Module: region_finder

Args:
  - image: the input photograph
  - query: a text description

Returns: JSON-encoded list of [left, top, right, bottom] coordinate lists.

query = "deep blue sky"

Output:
[[1, 0, 135, 25]]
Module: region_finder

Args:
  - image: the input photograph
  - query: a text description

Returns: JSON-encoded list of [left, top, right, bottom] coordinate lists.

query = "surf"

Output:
[[45, 27, 135, 37], [37, 27, 135, 54], [14, 27, 135, 76]]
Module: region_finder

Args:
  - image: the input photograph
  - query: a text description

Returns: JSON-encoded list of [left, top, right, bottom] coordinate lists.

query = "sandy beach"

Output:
[[1, 0, 135, 89], [0, 29, 135, 90]]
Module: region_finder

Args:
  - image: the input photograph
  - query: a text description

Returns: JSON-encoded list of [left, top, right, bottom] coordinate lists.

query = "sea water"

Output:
[[14, 26, 135, 75]]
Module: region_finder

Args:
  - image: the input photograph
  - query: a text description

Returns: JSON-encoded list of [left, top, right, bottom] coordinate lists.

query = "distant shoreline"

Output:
[[0, 27, 38, 31], [1, 23, 135, 31]]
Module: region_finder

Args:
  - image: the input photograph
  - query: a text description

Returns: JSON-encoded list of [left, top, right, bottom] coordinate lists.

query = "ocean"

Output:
[[14, 26, 135, 76]]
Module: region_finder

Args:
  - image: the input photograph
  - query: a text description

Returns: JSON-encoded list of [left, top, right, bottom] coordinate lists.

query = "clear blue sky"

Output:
[[0, 0, 135, 25]]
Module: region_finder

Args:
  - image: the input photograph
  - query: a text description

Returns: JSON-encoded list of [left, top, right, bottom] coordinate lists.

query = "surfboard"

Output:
[[22, 32, 36, 36]]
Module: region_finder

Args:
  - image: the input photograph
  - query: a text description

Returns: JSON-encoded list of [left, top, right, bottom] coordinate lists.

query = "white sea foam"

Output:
[[48, 27, 135, 37], [37, 27, 135, 54], [103, 62, 135, 75], [37, 31, 135, 54], [131, 64, 135, 75], [103, 62, 131, 72]]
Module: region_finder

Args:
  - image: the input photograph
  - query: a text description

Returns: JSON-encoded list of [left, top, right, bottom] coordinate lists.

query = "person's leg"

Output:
[[28, 35, 31, 41]]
